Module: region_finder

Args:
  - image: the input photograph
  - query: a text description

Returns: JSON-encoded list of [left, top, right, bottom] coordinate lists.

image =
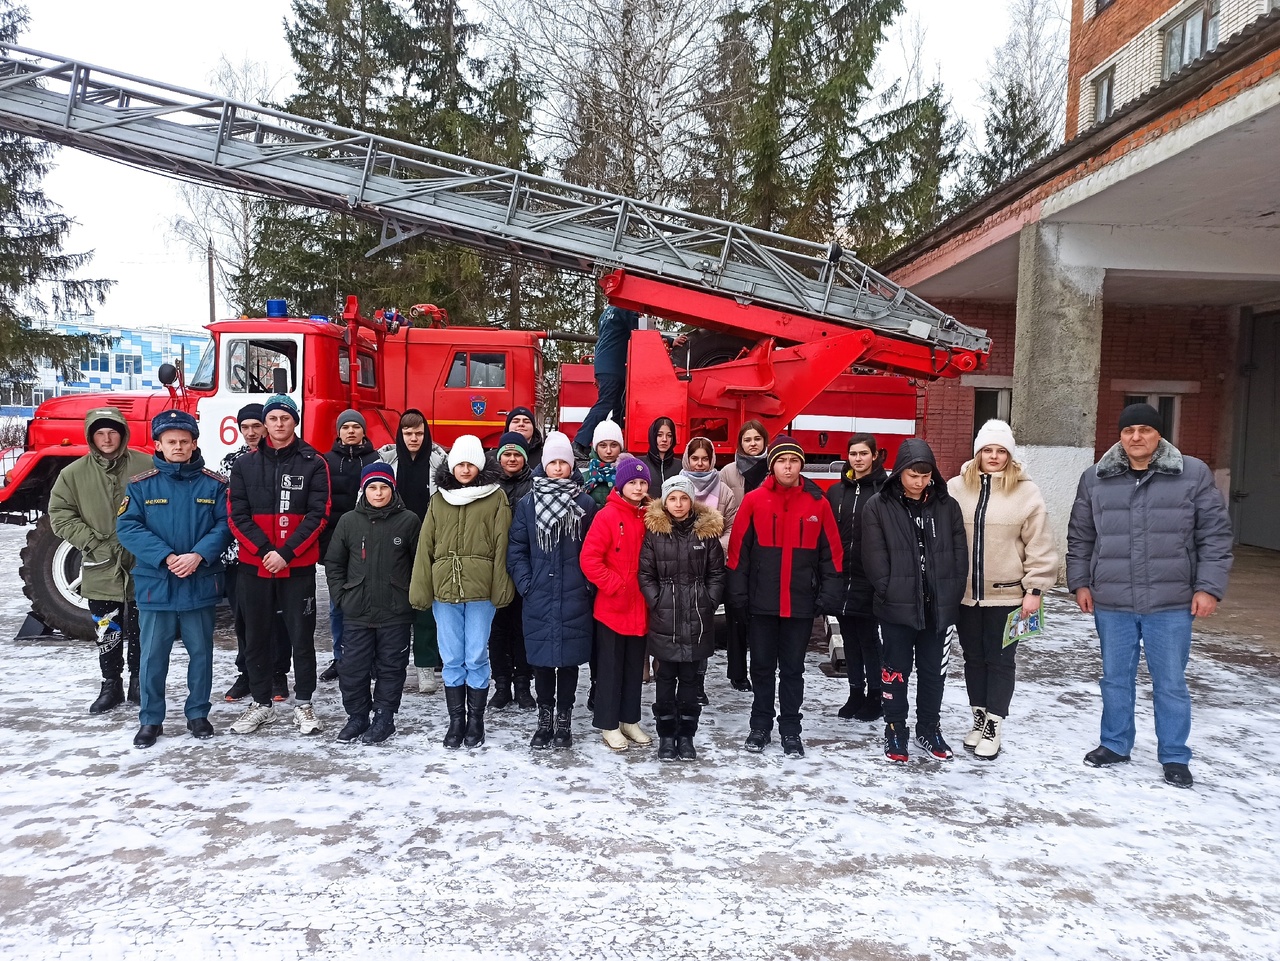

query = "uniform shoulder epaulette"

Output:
[[130, 468, 160, 483], [203, 468, 228, 483]]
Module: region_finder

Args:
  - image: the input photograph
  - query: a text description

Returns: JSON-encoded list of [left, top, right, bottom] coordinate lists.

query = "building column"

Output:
[[1010, 223, 1104, 575]]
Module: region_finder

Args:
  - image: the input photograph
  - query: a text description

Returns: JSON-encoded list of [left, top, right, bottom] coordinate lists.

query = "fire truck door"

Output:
[[196, 334, 304, 469], [433, 349, 512, 448]]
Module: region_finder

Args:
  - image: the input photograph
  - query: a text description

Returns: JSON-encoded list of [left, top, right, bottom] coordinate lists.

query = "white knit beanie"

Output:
[[447, 434, 485, 470], [541, 430, 575, 470], [592, 419, 624, 449], [973, 419, 1017, 461]]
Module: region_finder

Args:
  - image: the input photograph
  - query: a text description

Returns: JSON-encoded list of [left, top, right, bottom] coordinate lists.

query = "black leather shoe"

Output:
[[781, 734, 805, 757], [89, 678, 125, 715], [133, 724, 163, 748], [744, 729, 770, 753], [1163, 763, 1194, 788], [730, 678, 753, 692], [1084, 745, 1131, 767], [337, 714, 370, 743], [319, 661, 340, 683], [126, 675, 141, 705], [186, 718, 215, 739]]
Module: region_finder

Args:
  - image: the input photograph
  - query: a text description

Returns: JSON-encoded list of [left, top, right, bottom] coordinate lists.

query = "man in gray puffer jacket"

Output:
[[1067, 403, 1233, 789]]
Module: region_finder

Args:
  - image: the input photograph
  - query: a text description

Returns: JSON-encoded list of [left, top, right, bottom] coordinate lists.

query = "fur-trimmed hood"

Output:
[[1096, 438, 1183, 479], [643, 498, 724, 540], [434, 457, 505, 491]]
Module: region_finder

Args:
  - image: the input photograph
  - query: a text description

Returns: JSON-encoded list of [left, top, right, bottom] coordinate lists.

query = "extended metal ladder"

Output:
[[0, 46, 989, 357]]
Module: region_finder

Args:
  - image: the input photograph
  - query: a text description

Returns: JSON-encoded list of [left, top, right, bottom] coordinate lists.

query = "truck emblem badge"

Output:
[[470, 396, 486, 417]]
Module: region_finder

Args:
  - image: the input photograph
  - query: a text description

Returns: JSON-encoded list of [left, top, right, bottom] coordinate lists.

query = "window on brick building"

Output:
[[973, 388, 1012, 439], [1124, 393, 1179, 442], [1093, 68, 1116, 124], [1164, 2, 1220, 79], [1094, 0, 1115, 14]]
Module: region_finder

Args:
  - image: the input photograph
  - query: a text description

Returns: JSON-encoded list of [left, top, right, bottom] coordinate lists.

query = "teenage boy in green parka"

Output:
[[326, 463, 421, 745], [48, 407, 154, 714]]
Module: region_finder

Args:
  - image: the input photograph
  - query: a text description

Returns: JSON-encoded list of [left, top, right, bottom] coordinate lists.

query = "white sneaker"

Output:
[[418, 667, 440, 694], [230, 702, 275, 734], [294, 702, 323, 735]]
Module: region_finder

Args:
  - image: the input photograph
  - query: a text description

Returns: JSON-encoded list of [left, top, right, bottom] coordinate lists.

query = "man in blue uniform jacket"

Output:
[[117, 409, 232, 748]]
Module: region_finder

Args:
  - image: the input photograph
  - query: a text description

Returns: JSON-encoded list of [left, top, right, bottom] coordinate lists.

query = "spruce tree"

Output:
[[0, 1, 112, 387], [956, 77, 1053, 207]]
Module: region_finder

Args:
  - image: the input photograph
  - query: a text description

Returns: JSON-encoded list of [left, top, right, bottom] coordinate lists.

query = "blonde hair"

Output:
[[961, 455, 1023, 492]]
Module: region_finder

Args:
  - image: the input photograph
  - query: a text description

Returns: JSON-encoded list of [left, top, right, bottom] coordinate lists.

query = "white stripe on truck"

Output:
[[790, 415, 916, 434], [558, 407, 591, 421]]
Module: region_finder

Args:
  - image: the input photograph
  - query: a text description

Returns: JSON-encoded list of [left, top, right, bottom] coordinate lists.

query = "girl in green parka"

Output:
[[410, 435, 514, 750]]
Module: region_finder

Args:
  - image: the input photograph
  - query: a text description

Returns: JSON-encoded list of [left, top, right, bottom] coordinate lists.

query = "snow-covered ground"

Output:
[[0, 523, 1277, 961]]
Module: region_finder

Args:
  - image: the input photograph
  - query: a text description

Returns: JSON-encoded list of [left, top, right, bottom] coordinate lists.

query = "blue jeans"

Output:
[[330, 599, 345, 661], [1094, 607, 1195, 764], [137, 607, 216, 726], [433, 600, 496, 688], [573, 373, 625, 448]]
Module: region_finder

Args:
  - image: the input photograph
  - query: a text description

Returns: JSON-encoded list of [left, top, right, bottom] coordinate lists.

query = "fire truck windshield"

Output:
[[189, 339, 216, 390]]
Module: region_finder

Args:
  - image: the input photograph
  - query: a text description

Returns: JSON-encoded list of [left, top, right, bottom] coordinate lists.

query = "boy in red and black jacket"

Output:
[[727, 436, 842, 758], [227, 394, 331, 736]]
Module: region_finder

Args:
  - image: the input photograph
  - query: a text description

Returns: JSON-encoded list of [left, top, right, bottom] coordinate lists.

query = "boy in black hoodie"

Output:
[[489, 432, 536, 710], [861, 439, 967, 763]]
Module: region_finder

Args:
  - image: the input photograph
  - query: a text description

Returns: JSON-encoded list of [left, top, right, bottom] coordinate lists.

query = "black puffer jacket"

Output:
[[861, 439, 967, 630], [825, 465, 888, 616], [497, 464, 534, 507], [228, 436, 331, 575], [639, 500, 726, 662], [321, 437, 380, 556], [324, 493, 421, 626]]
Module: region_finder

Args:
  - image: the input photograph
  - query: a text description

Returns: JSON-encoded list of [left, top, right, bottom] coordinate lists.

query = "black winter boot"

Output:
[[655, 712, 679, 761], [443, 686, 467, 749], [854, 688, 883, 722], [677, 714, 699, 761], [552, 709, 573, 748], [513, 676, 537, 711], [530, 705, 555, 749], [488, 677, 513, 711], [464, 686, 488, 747], [89, 678, 125, 715], [361, 709, 396, 744], [126, 674, 140, 706], [336, 713, 370, 743], [837, 685, 865, 720]]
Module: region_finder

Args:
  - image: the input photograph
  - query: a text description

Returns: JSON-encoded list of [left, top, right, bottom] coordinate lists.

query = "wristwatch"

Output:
[[1027, 588, 1042, 596]]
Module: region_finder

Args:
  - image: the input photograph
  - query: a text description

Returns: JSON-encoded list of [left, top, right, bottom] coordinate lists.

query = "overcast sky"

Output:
[[24, 0, 1010, 334]]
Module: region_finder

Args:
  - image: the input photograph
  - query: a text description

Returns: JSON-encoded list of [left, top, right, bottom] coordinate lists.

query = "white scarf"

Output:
[[439, 483, 500, 507]]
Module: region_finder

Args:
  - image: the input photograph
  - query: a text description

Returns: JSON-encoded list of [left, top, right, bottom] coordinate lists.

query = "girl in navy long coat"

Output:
[[506, 431, 598, 749]]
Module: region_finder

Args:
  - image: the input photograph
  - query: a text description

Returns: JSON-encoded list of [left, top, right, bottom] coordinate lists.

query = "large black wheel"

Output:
[[682, 331, 757, 370], [19, 516, 95, 640]]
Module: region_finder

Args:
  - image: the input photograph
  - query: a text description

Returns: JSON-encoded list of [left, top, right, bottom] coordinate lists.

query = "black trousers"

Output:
[[654, 659, 702, 718], [240, 567, 318, 705], [879, 619, 948, 735], [88, 598, 140, 681], [488, 594, 531, 680], [725, 605, 750, 682], [226, 563, 292, 677], [956, 604, 1020, 717], [338, 622, 411, 716], [592, 621, 645, 730], [534, 665, 579, 710], [836, 613, 882, 694], [748, 614, 810, 736]]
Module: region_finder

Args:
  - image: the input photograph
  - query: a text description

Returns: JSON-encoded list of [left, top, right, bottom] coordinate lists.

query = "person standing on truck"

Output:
[[719, 420, 769, 693], [727, 436, 842, 758], [488, 432, 536, 712], [319, 410, 380, 684], [825, 433, 889, 723], [861, 439, 968, 764], [115, 410, 231, 748], [641, 417, 681, 485], [48, 407, 154, 715], [227, 394, 331, 736], [380, 408, 446, 694], [506, 431, 598, 750], [221, 404, 292, 704], [572, 306, 641, 460]]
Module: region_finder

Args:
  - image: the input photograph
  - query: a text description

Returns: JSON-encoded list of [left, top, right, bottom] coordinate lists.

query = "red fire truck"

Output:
[[0, 48, 989, 638]]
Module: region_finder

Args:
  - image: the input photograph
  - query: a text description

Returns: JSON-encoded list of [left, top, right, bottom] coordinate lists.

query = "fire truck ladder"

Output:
[[0, 46, 990, 367]]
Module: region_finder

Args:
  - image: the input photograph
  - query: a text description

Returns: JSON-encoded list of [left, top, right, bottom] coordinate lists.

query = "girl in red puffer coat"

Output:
[[580, 455, 651, 752]]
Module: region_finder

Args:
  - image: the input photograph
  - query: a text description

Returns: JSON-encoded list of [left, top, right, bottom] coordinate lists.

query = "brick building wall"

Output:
[[1068, 0, 1270, 139], [916, 302, 1230, 479]]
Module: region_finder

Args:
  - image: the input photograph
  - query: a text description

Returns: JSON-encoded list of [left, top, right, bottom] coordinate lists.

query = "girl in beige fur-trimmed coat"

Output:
[[947, 420, 1057, 760]]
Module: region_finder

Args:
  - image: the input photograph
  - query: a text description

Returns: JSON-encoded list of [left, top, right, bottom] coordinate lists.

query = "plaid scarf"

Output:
[[532, 476, 586, 552], [581, 456, 617, 495]]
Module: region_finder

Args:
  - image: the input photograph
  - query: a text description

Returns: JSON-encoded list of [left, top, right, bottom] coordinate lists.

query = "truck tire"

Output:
[[683, 331, 756, 370], [19, 516, 95, 641]]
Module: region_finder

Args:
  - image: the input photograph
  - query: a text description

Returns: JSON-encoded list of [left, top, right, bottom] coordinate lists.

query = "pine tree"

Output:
[[0, 1, 112, 386], [957, 77, 1052, 206]]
